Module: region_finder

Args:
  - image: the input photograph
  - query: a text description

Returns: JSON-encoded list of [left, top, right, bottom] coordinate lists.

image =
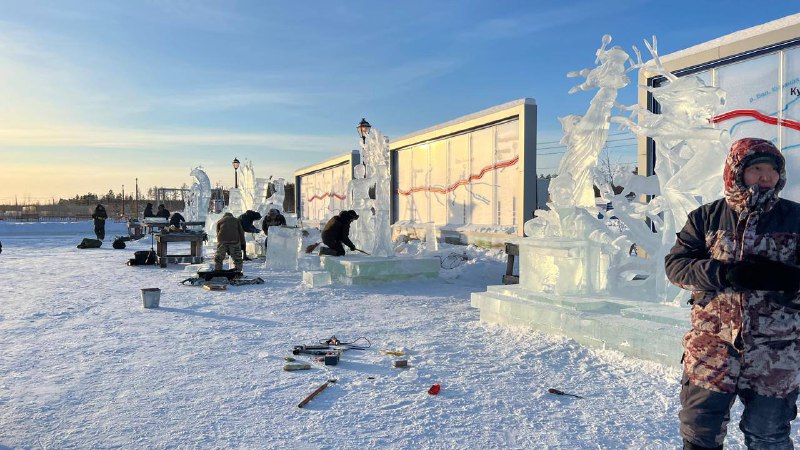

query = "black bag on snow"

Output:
[[77, 238, 102, 249], [128, 250, 157, 266], [197, 269, 243, 281], [112, 238, 126, 249]]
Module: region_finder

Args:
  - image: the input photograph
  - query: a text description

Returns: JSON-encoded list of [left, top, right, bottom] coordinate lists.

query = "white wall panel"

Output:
[[395, 118, 521, 228], [469, 127, 495, 225], [448, 134, 470, 225]]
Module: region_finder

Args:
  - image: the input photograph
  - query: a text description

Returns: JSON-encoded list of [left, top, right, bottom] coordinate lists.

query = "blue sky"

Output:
[[1, 0, 797, 203]]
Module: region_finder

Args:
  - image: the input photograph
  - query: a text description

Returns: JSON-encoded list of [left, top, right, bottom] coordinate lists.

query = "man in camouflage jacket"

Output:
[[666, 138, 800, 449]]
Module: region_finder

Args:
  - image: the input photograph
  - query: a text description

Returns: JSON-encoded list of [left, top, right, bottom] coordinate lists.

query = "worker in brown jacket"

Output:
[[214, 212, 245, 272]]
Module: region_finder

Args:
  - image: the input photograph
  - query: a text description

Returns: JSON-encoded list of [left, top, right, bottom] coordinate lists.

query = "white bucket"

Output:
[[141, 288, 161, 308]]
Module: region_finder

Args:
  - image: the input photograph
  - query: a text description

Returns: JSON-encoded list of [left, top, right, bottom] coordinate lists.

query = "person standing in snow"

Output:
[[91, 204, 108, 240], [155, 204, 170, 219], [321, 210, 358, 256], [665, 138, 800, 450], [214, 212, 245, 272], [143, 202, 155, 218]]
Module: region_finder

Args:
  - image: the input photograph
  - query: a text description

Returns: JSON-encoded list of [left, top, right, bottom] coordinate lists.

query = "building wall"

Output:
[[389, 98, 538, 238], [294, 151, 360, 227]]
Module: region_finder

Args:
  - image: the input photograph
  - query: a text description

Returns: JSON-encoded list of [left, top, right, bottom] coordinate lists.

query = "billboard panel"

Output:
[[395, 118, 521, 228]]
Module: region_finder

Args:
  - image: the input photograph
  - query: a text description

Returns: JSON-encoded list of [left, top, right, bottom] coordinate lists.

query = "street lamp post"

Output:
[[232, 158, 240, 189], [357, 118, 371, 144]]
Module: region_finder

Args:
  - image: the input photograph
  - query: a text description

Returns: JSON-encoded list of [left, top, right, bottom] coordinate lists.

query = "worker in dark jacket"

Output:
[[238, 210, 262, 233], [262, 208, 288, 254], [214, 212, 245, 272], [169, 212, 186, 230], [91, 204, 108, 240], [321, 210, 358, 256], [665, 138, 800, 450], [155, 204, 170, 219], [261, 209, 287, 234], [143, 203, 155, 218]]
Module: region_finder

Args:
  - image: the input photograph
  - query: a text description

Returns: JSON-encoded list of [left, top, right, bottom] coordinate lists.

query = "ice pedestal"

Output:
[[471, 237, 687, 366], [264, 227, 304, 270], [303, 270, 332, 287], [470, 284, 687, 365], [304, 255, 440, 286]]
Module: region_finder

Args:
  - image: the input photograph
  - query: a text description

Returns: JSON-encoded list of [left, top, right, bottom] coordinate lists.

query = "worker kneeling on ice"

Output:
[[321, 210, 358, 256]]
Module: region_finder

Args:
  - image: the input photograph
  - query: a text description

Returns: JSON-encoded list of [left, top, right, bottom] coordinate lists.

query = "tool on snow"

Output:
[[298, 379, 337, 408], [548, 388, 583, 399], [319, 336, 371, 350], [428, 384, 441, 395], [305, 242, 322, 253]]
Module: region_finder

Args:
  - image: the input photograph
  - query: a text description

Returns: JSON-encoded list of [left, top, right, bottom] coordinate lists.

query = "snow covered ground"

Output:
[[0, 221, 786, 449]]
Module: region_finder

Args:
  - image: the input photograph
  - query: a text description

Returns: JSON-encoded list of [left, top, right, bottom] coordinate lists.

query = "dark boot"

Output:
[[683, 439, 722, 450]]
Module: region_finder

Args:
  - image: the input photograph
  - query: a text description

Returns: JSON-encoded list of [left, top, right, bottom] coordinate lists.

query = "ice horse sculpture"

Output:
[[187, 166, 212, 223], [609, 37, 730, 304]]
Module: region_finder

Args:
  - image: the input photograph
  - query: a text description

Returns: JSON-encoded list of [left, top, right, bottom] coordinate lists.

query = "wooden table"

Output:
[[155, 232, 206, 268]]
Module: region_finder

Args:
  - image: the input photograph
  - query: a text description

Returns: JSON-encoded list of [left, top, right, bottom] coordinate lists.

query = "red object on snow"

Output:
[[428, 384, 441, 395]]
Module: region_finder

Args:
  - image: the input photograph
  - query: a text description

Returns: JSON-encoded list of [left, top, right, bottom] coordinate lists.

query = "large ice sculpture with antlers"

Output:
[[523, 35, 729, 304]]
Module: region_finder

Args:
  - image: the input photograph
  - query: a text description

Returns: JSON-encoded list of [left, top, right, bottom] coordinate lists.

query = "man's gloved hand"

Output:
[[348, 244, 356, 252], [724, 255, 800, 294]]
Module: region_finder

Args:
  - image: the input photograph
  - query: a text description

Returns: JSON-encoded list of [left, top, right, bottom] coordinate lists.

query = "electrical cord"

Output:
[[437, 252, 470, 270]]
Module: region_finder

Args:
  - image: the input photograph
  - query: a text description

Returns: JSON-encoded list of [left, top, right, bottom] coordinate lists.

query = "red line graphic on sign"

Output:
[[397, 155, 519, 196], [711, 109, 800, 132], [307, 192, 346, 203]]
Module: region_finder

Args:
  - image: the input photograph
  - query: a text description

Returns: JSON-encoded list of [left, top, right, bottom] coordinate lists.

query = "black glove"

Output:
[[348, 244, 356, 252], [724, 256, 800, 293]]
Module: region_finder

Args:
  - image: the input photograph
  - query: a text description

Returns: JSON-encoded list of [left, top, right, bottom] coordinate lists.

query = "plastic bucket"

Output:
[[141, 288, 161, 308]]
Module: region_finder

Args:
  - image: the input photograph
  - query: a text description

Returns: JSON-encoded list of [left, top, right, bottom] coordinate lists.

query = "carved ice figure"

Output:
[[610, 37, 730, 304], [188, 166, 211, 223], [550, 35, 631, 209], [524, 35, 645, 298], [362, 130, 393, 257], [263, 178, 286, 214], [526, 35, 730, 303], [237, 160, 257, 213], [348, 163, 375, 252]]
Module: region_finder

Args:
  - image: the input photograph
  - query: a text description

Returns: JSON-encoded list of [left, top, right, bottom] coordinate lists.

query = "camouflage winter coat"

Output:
[[665, 138, 800, 398]]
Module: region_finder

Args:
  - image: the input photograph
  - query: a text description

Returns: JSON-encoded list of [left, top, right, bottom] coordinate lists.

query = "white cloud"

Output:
[[0, 124, 352, 153]]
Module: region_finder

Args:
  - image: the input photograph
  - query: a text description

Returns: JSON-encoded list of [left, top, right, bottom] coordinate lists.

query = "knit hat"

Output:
[[743, 154, 780, 170]]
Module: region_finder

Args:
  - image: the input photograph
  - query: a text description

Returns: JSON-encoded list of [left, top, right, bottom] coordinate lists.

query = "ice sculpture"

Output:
[[609, 38, 730, 303], [524, 36, 730, 304], [348, 163, 376, 253], [263, 178, 286, 214], [361, 129, 394, 257], [187, 166, 212, 223]]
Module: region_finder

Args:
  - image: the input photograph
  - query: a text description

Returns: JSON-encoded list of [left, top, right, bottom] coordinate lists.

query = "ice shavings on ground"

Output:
[[0, 221, 775, 449]]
